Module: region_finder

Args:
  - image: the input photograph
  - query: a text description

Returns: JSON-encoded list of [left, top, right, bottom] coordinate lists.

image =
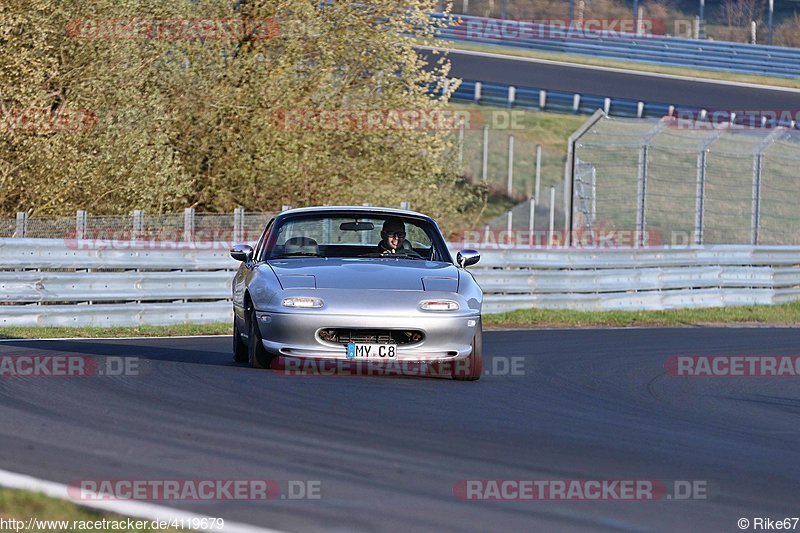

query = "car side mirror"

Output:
[[457, 249, 480, 268], [230, 244, 254, 262]]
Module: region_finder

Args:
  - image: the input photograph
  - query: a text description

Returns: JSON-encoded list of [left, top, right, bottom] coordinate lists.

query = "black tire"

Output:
[[248, 308, 274, 369], [233, 314, 248, 363], [452, 325, 483, 381]]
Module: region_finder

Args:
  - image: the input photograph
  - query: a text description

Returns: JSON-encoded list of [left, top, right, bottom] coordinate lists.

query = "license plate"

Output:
[[346, 343, 397, 360]]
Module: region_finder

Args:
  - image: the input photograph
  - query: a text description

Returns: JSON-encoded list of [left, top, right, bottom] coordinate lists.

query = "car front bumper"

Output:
[[254, 309, 480, 362]]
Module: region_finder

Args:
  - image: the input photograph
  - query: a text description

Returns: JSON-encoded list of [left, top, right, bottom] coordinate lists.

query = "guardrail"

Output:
[[2, 239, 800, 327], [434, 13, 800, 78], [450, 79, 682, 120]]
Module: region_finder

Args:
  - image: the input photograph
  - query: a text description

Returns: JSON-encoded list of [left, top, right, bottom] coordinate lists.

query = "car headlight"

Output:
[[419, 299, 459, 311], [282, 297, 324, 308]]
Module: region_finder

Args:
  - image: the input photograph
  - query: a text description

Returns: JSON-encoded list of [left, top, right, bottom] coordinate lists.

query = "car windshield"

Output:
[[262, 213, 449, 262]]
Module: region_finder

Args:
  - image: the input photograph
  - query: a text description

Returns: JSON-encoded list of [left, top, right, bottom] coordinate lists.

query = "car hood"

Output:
[[267, 258, 459, 292]]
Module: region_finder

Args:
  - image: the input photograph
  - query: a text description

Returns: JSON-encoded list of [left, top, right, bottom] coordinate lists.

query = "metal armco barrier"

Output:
[[433, 13, 800, 78], [2, 239, 800, 327]]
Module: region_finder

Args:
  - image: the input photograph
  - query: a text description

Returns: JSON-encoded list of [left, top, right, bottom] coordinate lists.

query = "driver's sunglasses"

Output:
[[384, 231, 406, 239]]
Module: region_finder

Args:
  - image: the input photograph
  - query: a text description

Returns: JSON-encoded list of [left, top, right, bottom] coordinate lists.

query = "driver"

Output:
[[377, 219, 408, 255]]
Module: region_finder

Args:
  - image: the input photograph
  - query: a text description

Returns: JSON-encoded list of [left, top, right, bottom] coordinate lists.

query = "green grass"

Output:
[[0, 323, 231, 340], [1, 302, 799, 340], [440, 41, 800, 90], [0, 488, 179, 532], [485, 301, 800, 328]]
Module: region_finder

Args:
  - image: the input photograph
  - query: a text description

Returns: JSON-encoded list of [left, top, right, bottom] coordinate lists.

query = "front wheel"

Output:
[[248, 308, 274, 369], [452, 324, 483, 381]]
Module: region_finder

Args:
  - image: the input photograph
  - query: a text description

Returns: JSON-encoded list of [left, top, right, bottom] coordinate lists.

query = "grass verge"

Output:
[[1, 303, 798, 340], [0, 488, 179, 532], [438, 41, 800, 90]]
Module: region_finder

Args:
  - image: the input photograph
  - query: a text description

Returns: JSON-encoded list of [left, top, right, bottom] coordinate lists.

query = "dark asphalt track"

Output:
[[423, 48, 800, 111], [1, 328, 800, 532]]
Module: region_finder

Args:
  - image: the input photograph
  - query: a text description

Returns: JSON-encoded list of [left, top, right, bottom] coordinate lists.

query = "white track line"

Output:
[[0, 334, 231, 343], [0, 468, 284, 533], [422, 45, 800, 94]]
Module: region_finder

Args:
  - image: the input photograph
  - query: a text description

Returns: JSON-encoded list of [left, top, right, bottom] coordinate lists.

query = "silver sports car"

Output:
[[229, 206, 483, 380]]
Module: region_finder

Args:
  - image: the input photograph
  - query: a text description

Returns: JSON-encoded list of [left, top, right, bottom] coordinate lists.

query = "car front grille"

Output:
[[318, 328, 424, 345]]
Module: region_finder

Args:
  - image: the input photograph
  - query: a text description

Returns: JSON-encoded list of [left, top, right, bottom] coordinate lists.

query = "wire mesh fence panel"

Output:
[[759, 131, 800, 245], [569, 116, 800, 247], [0, 218, 15, 238], [702, 133, 761, 244], [573, 117, 654, 240]]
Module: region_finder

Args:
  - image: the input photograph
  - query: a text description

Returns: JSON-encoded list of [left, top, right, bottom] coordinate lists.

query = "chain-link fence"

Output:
[[571, 115, 800, 246]]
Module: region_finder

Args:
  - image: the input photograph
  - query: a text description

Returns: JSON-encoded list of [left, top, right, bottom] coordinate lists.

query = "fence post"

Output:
[[752, 127, 788, 245], [183, 207, 195, 242], [635, 119, 667, 247], [506, 211, 513, 238], [233, 207, 245, 243], [15, 212, 27, 238], [528, 198, 535, 247], [481, 126, 489, 182], [76, 210, 87, 240], [507, 135, 514, 197], [590, 166, 596, 223], [534, 144, 542, 204], [564, 110, 606, 247], [548, 186, 556, 247], [133, 209, 144, 241], [694, 131, 722, 245]]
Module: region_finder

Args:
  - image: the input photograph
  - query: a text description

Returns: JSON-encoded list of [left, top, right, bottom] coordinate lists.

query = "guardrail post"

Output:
[[183, 207, 195, 242], [76, 210, 87, 240], [572, 94, 581, 113], [15, 212, 27, 238], [506, 211, 513, 237], [281, 205, 291, 211], [474, 82, 482, 103], [400, 201, 410, 210], [637, 102, 645, 118], [133, 210, 144, 241], [507, 135, 514, 197], [539, 90, 547, 110], [507, 86, 515, 107], [233, 207, 245, 243], [603, 98, 611, 115], [534, 144, 542, 204], [481, 126, 489, 182]]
